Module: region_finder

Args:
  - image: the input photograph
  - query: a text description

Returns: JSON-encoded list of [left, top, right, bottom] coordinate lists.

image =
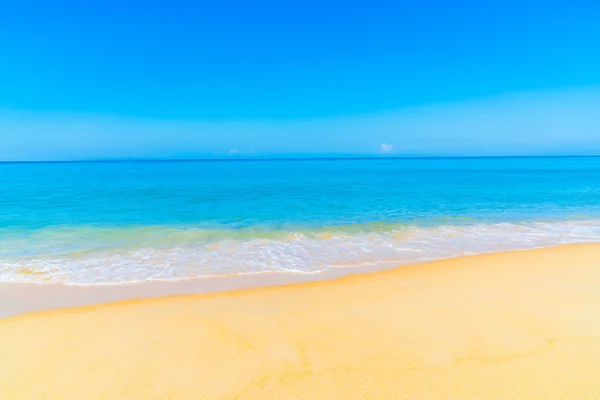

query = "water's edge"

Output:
[[2, 242, 599, 319], [3, 220, 600, 284]]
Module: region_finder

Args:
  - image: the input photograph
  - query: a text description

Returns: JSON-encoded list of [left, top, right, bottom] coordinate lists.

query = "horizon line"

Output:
[[2, 154, 600, 164]]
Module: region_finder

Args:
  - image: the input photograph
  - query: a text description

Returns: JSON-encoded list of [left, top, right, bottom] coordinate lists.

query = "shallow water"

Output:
[[2, 157, 600, 284]]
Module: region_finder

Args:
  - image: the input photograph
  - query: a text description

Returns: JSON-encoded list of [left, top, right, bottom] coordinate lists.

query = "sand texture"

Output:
[[2, 244, 600, 399]]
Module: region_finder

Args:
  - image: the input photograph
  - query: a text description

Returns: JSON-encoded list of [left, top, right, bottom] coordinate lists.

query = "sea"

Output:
[[2, 157, 600, 285]]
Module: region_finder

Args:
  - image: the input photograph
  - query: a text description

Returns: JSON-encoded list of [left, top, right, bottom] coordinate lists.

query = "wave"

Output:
[[2, 219, 600, 284]]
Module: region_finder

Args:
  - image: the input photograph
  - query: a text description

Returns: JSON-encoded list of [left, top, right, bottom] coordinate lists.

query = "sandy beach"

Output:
[[2, 243, 600, 399]]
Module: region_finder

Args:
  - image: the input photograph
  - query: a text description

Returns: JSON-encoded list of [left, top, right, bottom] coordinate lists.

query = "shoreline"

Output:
[[1, 259, 421, 318], [0, 242, 596, 319], [5, 219, 600, 288], [3, 243, 600, 398]]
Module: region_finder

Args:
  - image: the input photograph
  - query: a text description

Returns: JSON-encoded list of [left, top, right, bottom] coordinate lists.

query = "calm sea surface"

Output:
[[2, 157, 600, 284]]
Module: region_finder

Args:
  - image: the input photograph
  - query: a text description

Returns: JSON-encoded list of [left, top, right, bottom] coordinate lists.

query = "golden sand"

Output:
[[2, 244, 600, 399]]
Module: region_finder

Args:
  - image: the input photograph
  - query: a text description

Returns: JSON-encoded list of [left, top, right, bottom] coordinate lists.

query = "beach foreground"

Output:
[[2, 244, 600, 399]]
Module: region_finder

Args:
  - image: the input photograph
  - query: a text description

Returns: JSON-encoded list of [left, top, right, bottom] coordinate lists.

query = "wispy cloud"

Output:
[[1, 87, 600, 161], [379, 143, 393, 154]]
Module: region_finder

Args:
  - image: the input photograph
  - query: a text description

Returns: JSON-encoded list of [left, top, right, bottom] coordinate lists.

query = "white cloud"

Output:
[[379, 143, 393, 154], [227, 148, 239, 156]]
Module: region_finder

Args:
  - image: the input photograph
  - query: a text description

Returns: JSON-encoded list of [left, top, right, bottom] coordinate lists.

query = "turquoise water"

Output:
[[2, 157, 600, 284]]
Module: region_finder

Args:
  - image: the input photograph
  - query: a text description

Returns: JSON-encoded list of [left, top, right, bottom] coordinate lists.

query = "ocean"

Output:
[[2, 157, 600, 284]]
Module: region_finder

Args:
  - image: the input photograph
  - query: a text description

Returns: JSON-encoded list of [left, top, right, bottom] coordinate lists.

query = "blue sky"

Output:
[[1, 1, 599, 160]]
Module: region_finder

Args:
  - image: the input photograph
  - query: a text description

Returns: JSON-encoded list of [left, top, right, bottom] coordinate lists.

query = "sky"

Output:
[[0, 0, 599, 160]]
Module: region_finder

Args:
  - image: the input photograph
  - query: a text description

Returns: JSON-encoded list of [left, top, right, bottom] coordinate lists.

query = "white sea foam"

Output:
[[2, 220, 600, 284]]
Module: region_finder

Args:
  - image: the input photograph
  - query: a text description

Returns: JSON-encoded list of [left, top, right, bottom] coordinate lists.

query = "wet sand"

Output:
[[0, 262, 395, 318], [2, 244, 600, 399]]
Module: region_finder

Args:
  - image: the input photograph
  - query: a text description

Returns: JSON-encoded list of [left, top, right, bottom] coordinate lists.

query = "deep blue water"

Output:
[[2, 157, 600, 283]]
